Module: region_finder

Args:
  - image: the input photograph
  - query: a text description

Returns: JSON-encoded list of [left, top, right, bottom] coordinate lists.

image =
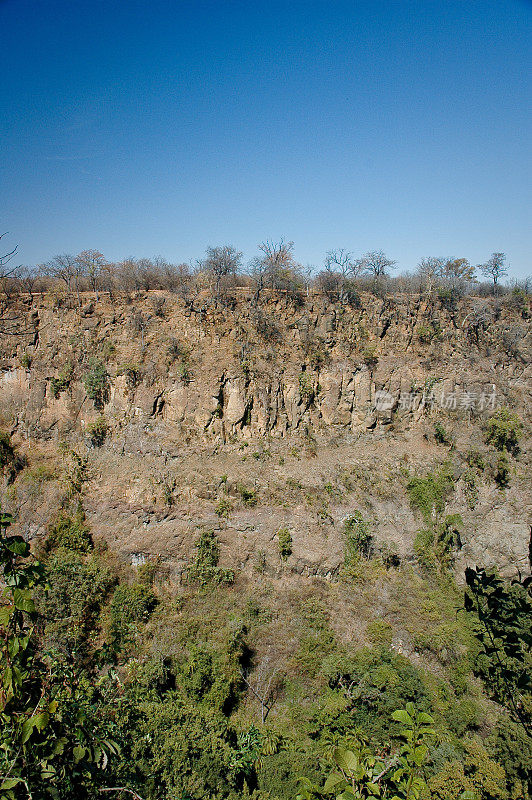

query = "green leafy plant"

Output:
[[238, 484, 257, 507], [343, 512, 373, 567], [299, 373, 315, 403], [433, 422, 450, 445], [187, 530, 234, 586], [0, 507, 118, 798], [215, 497, 233, 518], [82, 359, 109, 410], [465, 567, 531, 736], [277, 528, 293, 561], [50, 362, 74, 399], [406, 466, 454, 526], [86, 416, 108, 447], [297, 703, 435, 800], [45, 507, 92, 553], [485, 407, 522, 456]]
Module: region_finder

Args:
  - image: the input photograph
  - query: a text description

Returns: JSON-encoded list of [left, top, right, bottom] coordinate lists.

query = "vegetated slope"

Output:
[[0, 287, 531, 799]]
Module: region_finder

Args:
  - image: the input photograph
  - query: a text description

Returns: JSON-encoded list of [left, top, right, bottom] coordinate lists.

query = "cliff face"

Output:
[[1, 289, 531, 585]]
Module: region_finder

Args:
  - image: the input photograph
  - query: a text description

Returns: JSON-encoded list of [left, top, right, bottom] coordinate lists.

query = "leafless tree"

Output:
[[198, 245, 242, 298], [241, 653, 284, 724], [478, 252, 507, 293], [356, 250, 396, 283], [323, 248, 362, 303], [0, 232, 21, 295], [416, 257, 446, 294], [42, 253, 85, 306], [76, 249, 107, 300], [16, 265, 40, 298], [251, 239, 302, 302]]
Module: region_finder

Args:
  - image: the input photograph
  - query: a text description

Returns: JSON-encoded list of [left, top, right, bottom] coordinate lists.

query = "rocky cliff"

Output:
[[1, 289, 530, 587]]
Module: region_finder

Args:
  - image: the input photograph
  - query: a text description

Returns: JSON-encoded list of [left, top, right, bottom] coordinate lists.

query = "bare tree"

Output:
[[42, 253, 85, 306], [240, 653, 284, 724], [15, 265, 40, 299], [76, 249, 107, 301], [416, 257, 446, 294], [251, 239, 301, 301], [478, 252, 507, 293], [198, 245, 242, 298], [0, 233, 20, 295], [356, 250, 396, 283], [323, 248, 362, 303]]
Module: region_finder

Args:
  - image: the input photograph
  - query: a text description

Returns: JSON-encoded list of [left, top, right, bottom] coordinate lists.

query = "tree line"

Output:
[[1, 233, 528, 305]]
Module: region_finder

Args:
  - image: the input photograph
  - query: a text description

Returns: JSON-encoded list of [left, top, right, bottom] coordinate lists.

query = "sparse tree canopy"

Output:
[[198, 245, 242, 296], [356, 250, 396, 279], [251, 238, 302, 297], [479, 252, 507, 290]]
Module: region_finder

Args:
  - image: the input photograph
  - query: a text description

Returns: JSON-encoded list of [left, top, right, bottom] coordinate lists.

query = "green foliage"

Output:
[[82, 359, 109, 410], [406, 465, 454, 525], [277, 528, 293, 561], [0, 508, 118, 799], [464, 567, 531, 736], [418, 322, 440, 343], [493, 451, 510, 489], [485, 407, 522, 456], [366, 619, 393, 650], [45, 507, 92, 553], [187, 530, 234, 586], [50, 362, 73, 399], [343, 512, 373, 569], [215, 497, 233, 518], [297, 703, 435, 800], [40, 548, 114, 661], [299, 372, 315, 403], [86, 415, 108, 447], [295, 601, 336, 678], [434, 422, 450, 445], [110, 583, 158, 651], [238, 484, 258, 507], [362, 347, 378, 368], [20, 352, 32, 370]]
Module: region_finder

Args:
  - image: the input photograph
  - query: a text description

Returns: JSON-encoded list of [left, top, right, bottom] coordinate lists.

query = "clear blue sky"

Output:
[[1, 0, 531, 276]]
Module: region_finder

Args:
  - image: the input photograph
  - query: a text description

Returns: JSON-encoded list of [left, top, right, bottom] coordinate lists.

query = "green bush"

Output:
[[40, 548, 114, 660], [485, 407, 522, 456], [110, 583, 157, 635], [418, 323, 438, 343], [434, 421, 451, 445], [82, 358, 109, 410], [215, 497, 233, 518], [407, 465, 454, 525], [298, 372, 315, 403], [238, 484, 257, 507], [277, 527, 293, 561], [493, 451, 510, 488], [343, 511, 373, 565], [45, 508, 93, 553], [367, 619, 393, 649], [187, 530, 234, 585], [86, 415, 108, 447], [362, 347, 378, 368], [50, 362, 74, 398]]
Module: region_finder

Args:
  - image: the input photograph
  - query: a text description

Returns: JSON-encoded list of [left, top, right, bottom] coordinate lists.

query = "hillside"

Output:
[[1, 287, 531, 799]]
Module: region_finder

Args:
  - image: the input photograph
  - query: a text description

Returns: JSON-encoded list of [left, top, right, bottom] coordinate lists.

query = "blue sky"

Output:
[[1, 0, 531, 276]]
